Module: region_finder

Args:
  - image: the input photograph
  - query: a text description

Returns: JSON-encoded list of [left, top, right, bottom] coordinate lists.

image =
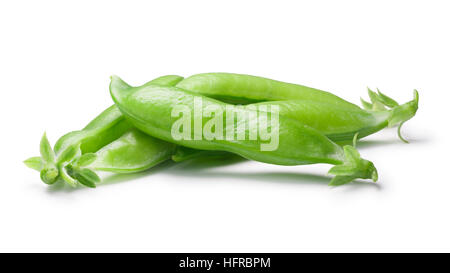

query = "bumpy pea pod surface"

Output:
[[24, 75, 183, 187], [176, 72, 361, 110], [111, 76, 378, 185]]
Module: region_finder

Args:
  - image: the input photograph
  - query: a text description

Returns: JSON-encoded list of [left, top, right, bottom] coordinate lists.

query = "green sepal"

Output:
[[38, 132, 60, 184], [388, 89, 419, 127], [328, 146, 378, 186], [361, 89, 419, 142], [376, 88, 399, 108], [360, 98, 373, 110], [24, 157, 43, 172], [56, 144, 80, 165], [74, 169, 99, 188], [367, 88, 387, 110], [367, 88, 378, 103], [75, 153, 97, 167], [68, 167, 99, 188], [40, 132, 55, 164], [328, 164, 356, 175], [329, 175, 356, 186], [343, 145, 361, 164]]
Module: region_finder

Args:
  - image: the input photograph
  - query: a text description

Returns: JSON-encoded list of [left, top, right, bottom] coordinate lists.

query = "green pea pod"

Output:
[[88, 129, 176, 173], [172, 89, 418, 161], [28, 129, 176, 187], [24, 75, 184, 187], [176, 72, 361, 109], [175, 73, 418, 143], [255, 91, 419, 142], [111, 76, 378, 185], [26, 72, 417, 187]]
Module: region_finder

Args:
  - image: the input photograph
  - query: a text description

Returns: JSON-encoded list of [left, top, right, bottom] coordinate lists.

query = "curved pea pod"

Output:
[[256, 100, 389, 142], [177, 73, 419, 141], [111, 76, 378, 185], [176, 72, 361, 110], [36, 129, 176, 187], [172, 89, 418, 161], [87, 129, 176, 173], [176, 73, 418, 142], [54, 105, 132, 156], [254, 90, 419, 142], [24, 75, 184, 187]]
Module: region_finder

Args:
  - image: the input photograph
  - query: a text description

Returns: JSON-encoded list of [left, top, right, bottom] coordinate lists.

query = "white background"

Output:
[[0, 0, 448, 252]]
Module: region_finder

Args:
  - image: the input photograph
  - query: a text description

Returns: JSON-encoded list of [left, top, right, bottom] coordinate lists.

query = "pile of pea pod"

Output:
[[24, 73, 419, 188]]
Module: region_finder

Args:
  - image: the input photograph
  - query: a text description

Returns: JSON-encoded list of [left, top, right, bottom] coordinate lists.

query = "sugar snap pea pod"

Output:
[[135, 74, 419, 163], [111, 76, 378, 185], [24, 75, 184, 187], [87, 129, 176, 173], [177, 73, 418, 141], [176, 72, 361, 109], [172, 90, 418, 161], [254, 90, 419, 142]]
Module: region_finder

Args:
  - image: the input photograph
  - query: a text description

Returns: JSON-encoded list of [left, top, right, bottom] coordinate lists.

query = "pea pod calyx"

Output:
[[328, 146, 378, 186], [24, 75, 185, 188], [361, 88, 419, 142]]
